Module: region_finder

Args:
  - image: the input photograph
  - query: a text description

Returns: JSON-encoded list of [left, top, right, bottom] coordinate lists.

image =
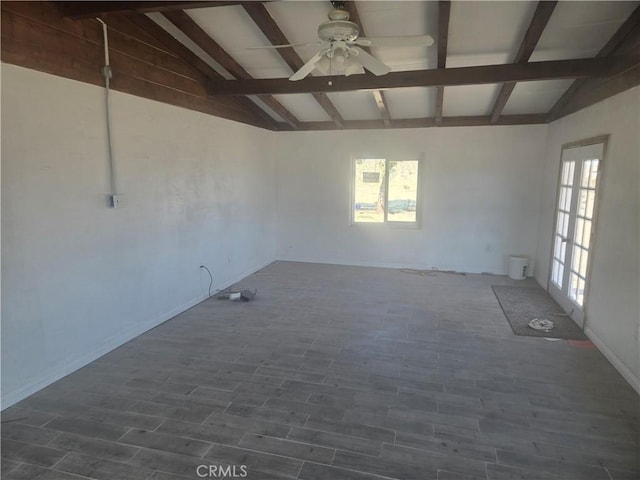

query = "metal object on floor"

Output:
[[528, 317, 554, 332], [216, 288, 257, 302]]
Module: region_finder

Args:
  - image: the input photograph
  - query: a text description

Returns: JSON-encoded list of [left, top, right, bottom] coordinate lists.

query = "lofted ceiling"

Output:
[[58, 0, 640, 130]]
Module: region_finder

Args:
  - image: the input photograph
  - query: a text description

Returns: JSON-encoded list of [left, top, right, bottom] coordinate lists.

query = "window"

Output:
[[352, 158, 420, 224]]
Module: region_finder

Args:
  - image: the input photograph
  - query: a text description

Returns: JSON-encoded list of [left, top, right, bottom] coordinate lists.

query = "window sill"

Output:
[[351, 221, 420, 229]]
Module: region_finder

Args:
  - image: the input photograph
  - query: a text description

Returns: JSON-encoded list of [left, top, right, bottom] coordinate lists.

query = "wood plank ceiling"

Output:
[[37, 1, 640, 130]]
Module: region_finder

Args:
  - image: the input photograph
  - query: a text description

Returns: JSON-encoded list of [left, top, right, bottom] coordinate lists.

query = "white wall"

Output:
[[4, 62, 636, 406], [1, 64, 277, 407], [274, 126, 548, 274], [535, 86, 640, 391]]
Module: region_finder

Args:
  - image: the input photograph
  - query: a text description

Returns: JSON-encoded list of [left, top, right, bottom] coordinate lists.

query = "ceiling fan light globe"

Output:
[[333, 50, 346, 69], [315, 56, 332, 75], [344, 59, 363, 77]]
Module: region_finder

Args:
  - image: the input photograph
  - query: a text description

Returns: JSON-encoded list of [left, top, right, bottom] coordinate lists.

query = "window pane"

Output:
[[354, 159, 386, 223], [386, 160, 419, 223]]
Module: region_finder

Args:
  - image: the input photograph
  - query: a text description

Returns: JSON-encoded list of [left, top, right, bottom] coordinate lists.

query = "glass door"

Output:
[[549, 142, 605, 327]]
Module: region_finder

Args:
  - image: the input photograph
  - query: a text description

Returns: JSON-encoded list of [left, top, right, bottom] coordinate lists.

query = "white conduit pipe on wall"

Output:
[[97, 18, 118, 202]]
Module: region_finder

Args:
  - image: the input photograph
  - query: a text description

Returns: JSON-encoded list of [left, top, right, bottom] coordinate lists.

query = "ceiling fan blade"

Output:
[[289, 50, 326, 81], [351, 46, 391, 76], [246, 42, 324, 51], [355, 35, 435, 48]]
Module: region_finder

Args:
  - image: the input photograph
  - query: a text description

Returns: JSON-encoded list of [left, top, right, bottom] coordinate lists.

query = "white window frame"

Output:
[[350, 155, 423, 228]]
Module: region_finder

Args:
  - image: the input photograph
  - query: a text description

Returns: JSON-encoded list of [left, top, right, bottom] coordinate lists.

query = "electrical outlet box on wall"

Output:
[[110, 194, 124, 208]]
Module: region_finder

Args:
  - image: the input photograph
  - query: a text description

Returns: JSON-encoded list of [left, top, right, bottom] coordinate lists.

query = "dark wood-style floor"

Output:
[[2, 261, 638, 480]]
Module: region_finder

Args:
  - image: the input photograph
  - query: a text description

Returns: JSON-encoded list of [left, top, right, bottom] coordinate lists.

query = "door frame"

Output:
[[546, 134, 609, 330]]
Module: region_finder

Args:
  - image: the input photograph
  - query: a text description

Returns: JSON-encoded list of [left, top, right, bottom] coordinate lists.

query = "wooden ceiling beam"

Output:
[[288, 113, 547, 131], [342, 1, 391, 127], [547, 3, 640, 122], [209, 57, 625, 96], [435, 0, 451, 126], [489, 0, 557, 123], [161, 10, 300, 128], [242, 2, 345, 127], [124, 14, 278, 129], [549, 64, 639, 121], [59, 2, 256, 19]]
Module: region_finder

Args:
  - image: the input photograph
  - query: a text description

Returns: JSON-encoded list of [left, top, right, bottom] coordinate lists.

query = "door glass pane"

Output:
[[553, 235, 567, 262], [583, 220, 592, 248], [586, 190, 595, 219], [567, 187, 574, 210], [589, 160, 599, 187], [579, 248, 588, 277], [577, 190, 587, 217], [572, 247, 581, 274], [569, 272, 579, 300], [556, 213, 563, 233], [552, 234, 564, 289], [561, 163, 570, 184], [386, 160, 419, 223], [562, 160, 575, 185], [568, 161, 575, 184], [577, 278, 585, 305], [581, 160, 592, 187], [552, 259, 563, 287], [354, 159, 386, 223], [574, 218, 584, 247]]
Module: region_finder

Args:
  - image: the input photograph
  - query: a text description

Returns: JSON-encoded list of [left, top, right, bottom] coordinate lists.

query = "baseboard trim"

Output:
[[274, 256, 511, 276], [0, 294, 206, 409], [1, 258, 275, 410], [585, 326, 640, 395]]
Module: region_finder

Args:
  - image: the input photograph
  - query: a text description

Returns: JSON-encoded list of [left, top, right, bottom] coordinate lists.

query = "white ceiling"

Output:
[[149, 1, 639, 124], [385, 87, 436, 119], [530, 1, 640, 62]]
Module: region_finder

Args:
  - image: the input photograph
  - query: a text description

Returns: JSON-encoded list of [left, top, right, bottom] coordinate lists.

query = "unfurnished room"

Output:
[[1, 1, 639, 479]]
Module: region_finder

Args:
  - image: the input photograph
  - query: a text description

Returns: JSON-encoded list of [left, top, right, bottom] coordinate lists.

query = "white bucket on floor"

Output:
[[508, 255, 529, 280]]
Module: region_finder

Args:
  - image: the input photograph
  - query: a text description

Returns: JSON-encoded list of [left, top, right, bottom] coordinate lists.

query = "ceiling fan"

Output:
[[252, 3, 434, 81]]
